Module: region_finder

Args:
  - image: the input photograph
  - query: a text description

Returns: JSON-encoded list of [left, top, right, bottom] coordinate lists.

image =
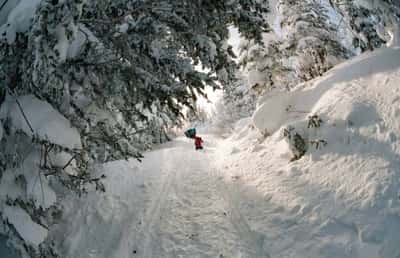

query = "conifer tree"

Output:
[[329, 0, 387, 51], [0, 0, 269, 167], [278, 0, 350, 81], [329, 0, 400, 50]]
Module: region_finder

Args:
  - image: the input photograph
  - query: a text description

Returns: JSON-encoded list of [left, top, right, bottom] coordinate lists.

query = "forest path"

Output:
[[133, 135, 267, 258], [58, 135, 269, 258]]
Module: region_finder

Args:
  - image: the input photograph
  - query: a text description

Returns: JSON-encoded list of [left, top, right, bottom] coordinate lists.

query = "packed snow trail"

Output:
[[56, 136, 269, 258], [133, 136, 267, 258]]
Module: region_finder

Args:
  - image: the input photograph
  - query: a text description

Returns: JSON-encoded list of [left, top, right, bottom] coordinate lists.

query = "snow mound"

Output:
[[2, 206, 47, 248], [0, 95, 82, 150], [53, 158, 149, 258], [253, 46, 400, 135], [218, 46, 400, 257]]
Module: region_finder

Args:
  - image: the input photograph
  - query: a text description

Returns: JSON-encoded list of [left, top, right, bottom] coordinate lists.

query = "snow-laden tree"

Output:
[[277, 0, 351, 82], [215, 71, 257, 131], [0, 0, 268, 176], [220, 0, 351, 135], [329, 0, 387, 51], [328, 0, 400, 50], [236, 0, 293, 95], [239, 34, 295, 95], [235, 0, 351, 106]]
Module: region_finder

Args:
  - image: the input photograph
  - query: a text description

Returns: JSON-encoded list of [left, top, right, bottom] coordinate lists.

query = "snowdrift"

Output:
[[217, 46, 400, 257], [253, 46, 400, 135]]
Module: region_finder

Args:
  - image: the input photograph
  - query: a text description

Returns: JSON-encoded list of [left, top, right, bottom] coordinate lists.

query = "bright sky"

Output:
[[196, 26, 241, 116]]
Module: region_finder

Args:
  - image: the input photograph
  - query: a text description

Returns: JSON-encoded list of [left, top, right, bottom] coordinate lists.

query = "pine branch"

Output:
[[4, 86, 35, 133]]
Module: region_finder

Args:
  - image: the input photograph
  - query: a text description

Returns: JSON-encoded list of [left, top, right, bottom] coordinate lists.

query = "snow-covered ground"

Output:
[[218, 45, 400, 258], [1, 1, 400, 257], [52, 136, 268, 258], [1, 21, 399, 257], [47, 45, 400, 258]]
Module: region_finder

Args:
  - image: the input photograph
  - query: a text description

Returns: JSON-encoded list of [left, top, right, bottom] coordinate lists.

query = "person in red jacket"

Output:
[[194, 136, 203, 150]]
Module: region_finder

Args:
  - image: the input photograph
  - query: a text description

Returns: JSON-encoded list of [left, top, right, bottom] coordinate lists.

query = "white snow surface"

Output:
[[0, 94, 82, 150], [2, 206, 48, 248], [50, 45, 400, 258], [54, 137, 269, 258], [0, 0, 41, 44], [247, 70, 266, 88], [253, 46, 400, 135]]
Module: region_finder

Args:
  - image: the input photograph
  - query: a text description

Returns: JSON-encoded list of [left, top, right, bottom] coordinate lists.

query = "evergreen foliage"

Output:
[[329, 0, 400, 50], [0, 0, 268, 170], [330, 0, 387, 50], [215, 72, 257, 130], [236, 0, 351, 98]]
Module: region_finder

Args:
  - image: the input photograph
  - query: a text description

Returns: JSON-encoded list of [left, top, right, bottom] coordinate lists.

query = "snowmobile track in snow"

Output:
[[134, 139, 270, 257], [137, 153, 177, 258]]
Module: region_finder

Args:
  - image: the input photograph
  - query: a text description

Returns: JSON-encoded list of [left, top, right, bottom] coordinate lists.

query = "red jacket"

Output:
[[194, 136, 203, 147]]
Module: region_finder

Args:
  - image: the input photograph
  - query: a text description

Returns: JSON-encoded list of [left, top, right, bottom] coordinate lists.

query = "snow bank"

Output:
[[253, 46, 400, 135], [0, 95, 82, 150], [53, 158, 150, 258], [253, 89, 292, 134], [2, 206, 47, 248], [217, 45, 400, 257]]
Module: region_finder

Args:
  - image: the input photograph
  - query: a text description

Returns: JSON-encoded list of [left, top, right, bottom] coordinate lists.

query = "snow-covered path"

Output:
[[133, 136, 265, 258], [56, 136, 269, 258]]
